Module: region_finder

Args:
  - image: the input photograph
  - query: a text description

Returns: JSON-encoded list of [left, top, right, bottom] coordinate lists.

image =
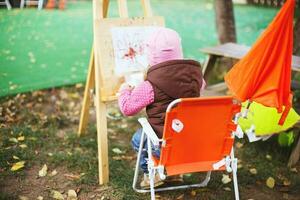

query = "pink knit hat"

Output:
[[145, 27, 183, 66]]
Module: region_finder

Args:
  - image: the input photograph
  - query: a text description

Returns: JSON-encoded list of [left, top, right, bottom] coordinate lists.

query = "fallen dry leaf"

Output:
[[51, 190, 64, 200], [290, 168, 298, 173], [266, 154, 272, 160], [75, 83, 83, 88], [19, 195, 29, 200], [11, 161, 25, 171], [17, 136, 25, 141], [19, 144, 27, 149], [222, 174, 232, 184], [237, 163, 243, 169], [100, 196, 107, 200], [75, 188, 81, 194], [13, 155, 20, 160], [9, 84, 18, 90], [95, 186, 111, 193], [38, 164, 48, 177], [249, 168, 257, 175], [67, 189, 77, 200], [51, 170, 58, 176], [266, 177, 275, 189], [176, 194, 184, 200], [224, 187, 231, 191], [9, 137, 18, 143], [283, 179, 291, 186], [190, 190, 196, 196], [120, 124, 128, 129], [235, 142, 243, 148], [183, 173, 192, 177], [64, 173, 81, 180], [37, 196, 43, 200], [28, 137, 37, 141], [112, 155, 133, 161], [112, 148, 124, 154]]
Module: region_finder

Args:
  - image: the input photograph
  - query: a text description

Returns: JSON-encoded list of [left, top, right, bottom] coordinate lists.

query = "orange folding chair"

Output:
[[132, 96, 242, 200]]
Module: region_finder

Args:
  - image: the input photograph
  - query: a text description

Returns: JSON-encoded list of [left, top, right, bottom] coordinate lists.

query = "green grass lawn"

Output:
[[0, 0, 279, 97]]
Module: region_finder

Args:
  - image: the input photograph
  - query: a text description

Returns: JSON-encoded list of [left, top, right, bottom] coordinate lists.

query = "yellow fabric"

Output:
[[238, 102, 300, 136]]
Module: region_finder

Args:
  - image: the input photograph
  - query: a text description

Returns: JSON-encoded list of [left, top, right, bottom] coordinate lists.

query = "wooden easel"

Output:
[[78, 0, 164, 185]]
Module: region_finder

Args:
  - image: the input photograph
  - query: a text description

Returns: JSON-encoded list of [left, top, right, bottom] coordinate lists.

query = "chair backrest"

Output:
[[159, 96, 241, 176]]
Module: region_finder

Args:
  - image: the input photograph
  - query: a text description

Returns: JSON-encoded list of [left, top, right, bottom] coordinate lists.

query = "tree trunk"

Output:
[[214, 0, 237, 44], [294, 15, 300, 55]]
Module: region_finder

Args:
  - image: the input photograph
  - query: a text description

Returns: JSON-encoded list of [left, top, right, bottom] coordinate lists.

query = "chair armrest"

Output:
[[138, 118, 160, 146]]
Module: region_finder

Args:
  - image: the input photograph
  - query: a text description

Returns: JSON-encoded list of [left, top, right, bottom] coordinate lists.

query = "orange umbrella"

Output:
[[224, 0, 296, 125]]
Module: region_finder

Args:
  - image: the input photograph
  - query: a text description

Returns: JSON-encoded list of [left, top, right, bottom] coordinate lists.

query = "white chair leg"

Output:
[[132, 130, 146, 191], [5, 0, 11, 10], [232, 169, 239, 200], [231, 149, 240, 200], [38, 0, 43, 10], [147, 138, 156, 200], [201, 171, 211, 186], [20, 0, 25, 8], [149, 169, 156, 200]]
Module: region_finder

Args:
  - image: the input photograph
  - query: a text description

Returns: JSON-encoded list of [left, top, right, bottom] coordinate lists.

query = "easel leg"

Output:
[[95, 99, 109, 184], [94, 45, 109, 184], [78, 47, 96, 136]]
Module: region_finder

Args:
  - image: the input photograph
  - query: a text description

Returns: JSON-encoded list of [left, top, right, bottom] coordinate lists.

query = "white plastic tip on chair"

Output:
[[172, 119, 184, 133], [157, 165, 166, 180], [241, 108, 249, 118], [213, 159, 225, 170], [261, 135, 273, 141], [225, 156, 232, 173], [246, 125, 262, 142], [234, 113, 242, 124], [212, 157, 232, 172], [234, 125, 244, 139]]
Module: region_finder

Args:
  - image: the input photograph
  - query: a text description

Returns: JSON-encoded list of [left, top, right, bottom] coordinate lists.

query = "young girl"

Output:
[[118, 27, 204, 187]]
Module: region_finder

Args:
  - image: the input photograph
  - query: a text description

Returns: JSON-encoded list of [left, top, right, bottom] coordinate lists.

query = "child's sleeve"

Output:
[[118, 81, 154, 116]]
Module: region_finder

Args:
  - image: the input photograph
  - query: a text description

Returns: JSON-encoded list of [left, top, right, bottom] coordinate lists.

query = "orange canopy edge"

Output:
[[224, 0, 296, 125]]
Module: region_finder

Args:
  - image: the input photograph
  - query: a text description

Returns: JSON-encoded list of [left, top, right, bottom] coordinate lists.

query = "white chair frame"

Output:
[[0, 0, 12, 10], [20, 0, 44, 10], [132, 99, 241, 200]]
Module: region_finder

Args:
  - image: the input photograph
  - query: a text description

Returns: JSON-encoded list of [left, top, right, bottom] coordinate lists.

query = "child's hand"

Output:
[[117, 83, 134, 97], [118, 83, 134, 92]]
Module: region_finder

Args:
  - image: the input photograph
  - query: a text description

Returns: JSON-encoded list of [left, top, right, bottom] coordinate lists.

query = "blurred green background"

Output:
[[0, 0, 279, 97]]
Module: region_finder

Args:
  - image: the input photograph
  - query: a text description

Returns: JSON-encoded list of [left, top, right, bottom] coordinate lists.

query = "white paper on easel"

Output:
[[111, 26, 159, 76]]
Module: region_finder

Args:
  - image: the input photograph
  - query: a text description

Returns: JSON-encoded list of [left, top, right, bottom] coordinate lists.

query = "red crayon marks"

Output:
[[124, 47, 137, 60]]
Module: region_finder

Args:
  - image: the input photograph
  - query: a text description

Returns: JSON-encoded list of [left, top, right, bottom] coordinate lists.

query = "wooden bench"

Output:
[[200, 42, 300, 95], [201, 42, 300, 80], [201, 43, 300, 77]]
